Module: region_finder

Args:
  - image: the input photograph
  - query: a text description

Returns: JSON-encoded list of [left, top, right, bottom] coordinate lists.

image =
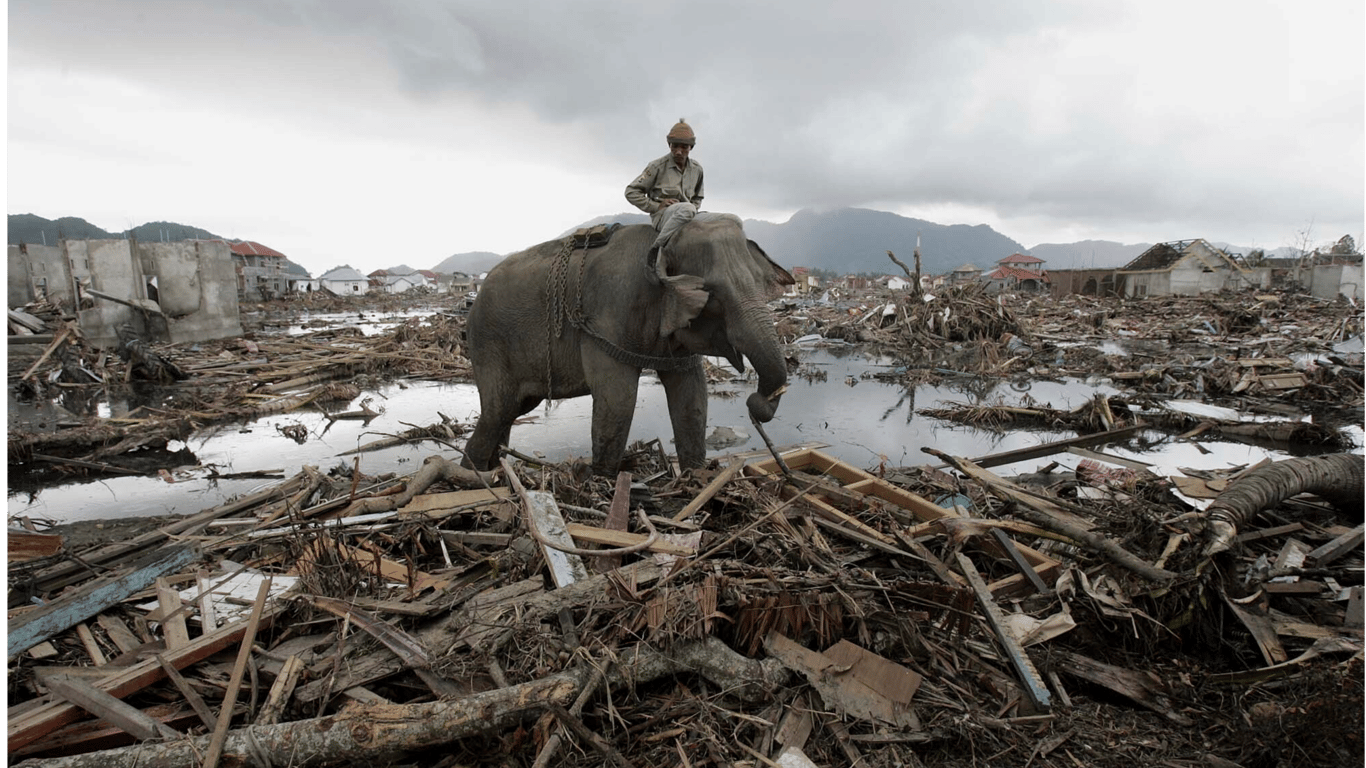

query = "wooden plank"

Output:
[[1259, 372, 1307, 390], [9, 545, 200, 661], [596, 472, 634, 572], [96, 616, 141, 654], [155, 654, 217, 731], [673, 460, 744, 522], [1262, 581, 1325, 596], [1064, 446, 1154, 472], [75, 623, 107, 666], [524, 490, 589, 589], [1053, 651, 1190, 724], [990, 528, 1051, 595], [1346, 587, 1364, 629], [1233, 522, 1305, 544], [1307, 523, 1364, 567], [8, 604, 284, 752], [197, 570, 218, 632], [41, 675, 180, 742], [155, 578, 191, 651], [1271, 538, 1311, 575], [935, 425, 1143, 470], [396, 487, 512, 514], [440, 531, 514, 548], [342, 596, 440, 617], [773, 692, 814, 751], [1222, 594, 1287, 665], [10, 703, 205, 760], [9, 530, 64, 562], [955, 553, 1051, 711], [204, 578, 273, 768], [256, 654, 305, 726]]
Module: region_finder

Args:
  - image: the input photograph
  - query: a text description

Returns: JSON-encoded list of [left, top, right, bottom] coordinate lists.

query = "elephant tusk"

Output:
[[766, 385, 787, 401]]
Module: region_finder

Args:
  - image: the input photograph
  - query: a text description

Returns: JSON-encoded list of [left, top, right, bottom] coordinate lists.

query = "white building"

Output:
[[318, 265, 369, 296]]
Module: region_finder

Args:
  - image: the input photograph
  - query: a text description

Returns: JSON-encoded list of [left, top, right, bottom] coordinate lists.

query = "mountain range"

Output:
[[436, 209, 1148, 277], [9, 211, 1290, 279], [8, 213, 222, 247]]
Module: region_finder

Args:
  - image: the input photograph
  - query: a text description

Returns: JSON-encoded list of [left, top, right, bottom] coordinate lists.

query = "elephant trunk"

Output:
[[733, 303, 787, 423]]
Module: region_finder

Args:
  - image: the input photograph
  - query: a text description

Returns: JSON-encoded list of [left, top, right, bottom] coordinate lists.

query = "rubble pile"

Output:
[[7, 300, 473, 479], [8, 285, 1364, 767], [8, 440, 1364, 767]]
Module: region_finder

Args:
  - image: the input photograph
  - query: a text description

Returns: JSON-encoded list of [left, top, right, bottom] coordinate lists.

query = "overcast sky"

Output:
[[8, 0, 1363, 277]]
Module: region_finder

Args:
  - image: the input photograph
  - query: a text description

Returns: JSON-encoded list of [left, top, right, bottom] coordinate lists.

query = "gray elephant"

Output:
[[463, 217, 794, 474]]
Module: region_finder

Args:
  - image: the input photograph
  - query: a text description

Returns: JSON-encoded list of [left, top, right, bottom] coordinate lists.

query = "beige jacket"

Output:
[[625, 155, 705, 224]]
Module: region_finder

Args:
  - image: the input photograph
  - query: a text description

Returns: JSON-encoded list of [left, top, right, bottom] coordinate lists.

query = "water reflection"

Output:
[[8, 348, 1357, 524]]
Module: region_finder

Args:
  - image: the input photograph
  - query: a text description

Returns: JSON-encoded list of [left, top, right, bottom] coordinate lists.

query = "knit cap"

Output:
[[666, 118, 695, 146]]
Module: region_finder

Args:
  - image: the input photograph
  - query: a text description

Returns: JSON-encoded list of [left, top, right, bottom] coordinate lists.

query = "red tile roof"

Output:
[[988, 266, 1051, 283], [230, 241, 287, 258], [999, 253, 1043, 264]]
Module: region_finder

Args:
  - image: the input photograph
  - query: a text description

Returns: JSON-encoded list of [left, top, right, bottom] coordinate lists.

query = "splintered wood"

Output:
[[11, 439, 1362, 767], [8, 287, 1364, 767]]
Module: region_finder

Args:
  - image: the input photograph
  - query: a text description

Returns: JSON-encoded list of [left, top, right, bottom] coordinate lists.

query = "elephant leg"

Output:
[[584, 352, 641, 475], [465, 384, 540, 471], [660, 363, 708, 469]]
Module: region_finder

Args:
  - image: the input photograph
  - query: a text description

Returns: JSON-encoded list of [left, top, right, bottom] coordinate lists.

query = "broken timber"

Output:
[[955, 552, 1052, 711], [18, 637, 788, 768], [9, 545, 200, 661], [747, 447, 1061, 596]]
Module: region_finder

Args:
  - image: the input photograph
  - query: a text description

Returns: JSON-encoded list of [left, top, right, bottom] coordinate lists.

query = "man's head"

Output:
[[667, 118, 695, 167]]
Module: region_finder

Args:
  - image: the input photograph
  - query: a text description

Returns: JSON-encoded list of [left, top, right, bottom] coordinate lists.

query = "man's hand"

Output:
[[658, 198, 679, 210]]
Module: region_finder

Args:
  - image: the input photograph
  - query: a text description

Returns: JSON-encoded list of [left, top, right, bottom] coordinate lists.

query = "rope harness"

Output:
[[543, 238, 700, 407]]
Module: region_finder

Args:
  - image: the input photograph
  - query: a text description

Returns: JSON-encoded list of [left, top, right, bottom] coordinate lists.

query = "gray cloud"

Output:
[[8, 0, 1363, 258]]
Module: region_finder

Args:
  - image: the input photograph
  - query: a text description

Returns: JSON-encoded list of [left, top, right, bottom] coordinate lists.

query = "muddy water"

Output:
[[8, 346, 1359, 524]]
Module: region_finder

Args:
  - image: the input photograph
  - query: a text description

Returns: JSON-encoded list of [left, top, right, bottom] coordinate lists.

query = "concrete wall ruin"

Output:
[[1046, 269, 1125, 298], [1124, 261, 1268, 297], [8, 243, 72, 308], [1310, 263, 1363, 301], [8, 238, 243, 348]]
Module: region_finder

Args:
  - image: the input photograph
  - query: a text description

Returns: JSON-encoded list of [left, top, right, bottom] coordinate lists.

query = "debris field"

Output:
[[7, 284, 1365, 768]]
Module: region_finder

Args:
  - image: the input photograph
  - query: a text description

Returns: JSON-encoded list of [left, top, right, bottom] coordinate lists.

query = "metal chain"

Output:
[[545, 238, 574, 406], [543, 237, 700, 382]]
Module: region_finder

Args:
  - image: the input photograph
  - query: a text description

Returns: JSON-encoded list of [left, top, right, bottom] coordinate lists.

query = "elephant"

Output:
[[462, 217, 794, 474]]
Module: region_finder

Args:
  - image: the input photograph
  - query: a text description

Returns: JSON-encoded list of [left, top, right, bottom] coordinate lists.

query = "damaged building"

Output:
[[7, 238, 243, 348], [1119, 238, 1269, 297]]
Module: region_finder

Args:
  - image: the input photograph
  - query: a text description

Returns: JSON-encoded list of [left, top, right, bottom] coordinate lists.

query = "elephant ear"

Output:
[[749, 239, 796, 299], [655, 250, 710, 337]]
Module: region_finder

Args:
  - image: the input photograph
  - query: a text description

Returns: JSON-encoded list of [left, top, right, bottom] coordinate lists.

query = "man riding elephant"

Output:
[[625, 118, 741, 260]]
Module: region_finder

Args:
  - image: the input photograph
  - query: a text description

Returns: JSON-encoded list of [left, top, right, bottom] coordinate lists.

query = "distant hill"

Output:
[[549, 208, 1026, 276], [10, 214, 115, 245], [432, 251, 504, 276], [1027, 240, 1152, 269], [127, 220, 222, 243], [9, 214, 223, 247], [558, 213, 651, 237], [742, 208, 1025, 276]]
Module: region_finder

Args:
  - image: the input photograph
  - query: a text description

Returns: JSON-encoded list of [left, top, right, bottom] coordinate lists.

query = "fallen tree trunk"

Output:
[[19, 637, 789, 768], [1205, 452, 1364, 554]]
